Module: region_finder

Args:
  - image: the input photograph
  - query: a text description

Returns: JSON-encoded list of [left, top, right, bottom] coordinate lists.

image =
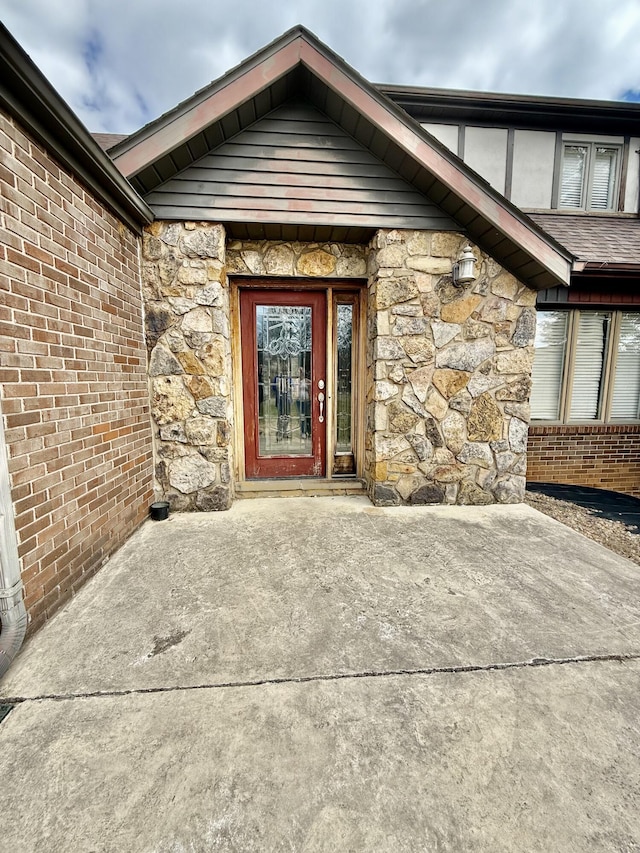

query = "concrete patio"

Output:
[[1, 496, 639, 851]]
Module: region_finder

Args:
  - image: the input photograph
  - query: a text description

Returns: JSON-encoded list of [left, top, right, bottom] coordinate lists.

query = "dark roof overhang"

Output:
[[111, 27, 574, 291], [0, 23, 153, 233], [378, 84, 640, 135]]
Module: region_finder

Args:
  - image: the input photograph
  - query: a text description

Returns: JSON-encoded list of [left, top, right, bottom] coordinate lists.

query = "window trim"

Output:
[[557, 141, 622, 212], [531, 309, 640, 425]]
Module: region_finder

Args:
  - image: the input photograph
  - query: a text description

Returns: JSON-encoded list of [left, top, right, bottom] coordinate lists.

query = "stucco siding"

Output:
[[511, 130, 556, 209], [463, 126, 508, 194], [421, 122, 459, 153], [624, 137, 640, 214]]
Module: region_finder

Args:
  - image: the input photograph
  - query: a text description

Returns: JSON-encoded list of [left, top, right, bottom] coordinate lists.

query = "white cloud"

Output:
[[1, 0, 639, 132]]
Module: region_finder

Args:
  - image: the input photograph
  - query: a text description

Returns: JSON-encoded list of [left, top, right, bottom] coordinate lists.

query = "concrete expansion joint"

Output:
[[1, 651, 638, 707]]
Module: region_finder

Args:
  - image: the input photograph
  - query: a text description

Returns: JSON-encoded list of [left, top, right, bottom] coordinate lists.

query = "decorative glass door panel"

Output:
[[333, 298, 356, 475], [257, 305, 311, 456], [241, 290, 326, 478]]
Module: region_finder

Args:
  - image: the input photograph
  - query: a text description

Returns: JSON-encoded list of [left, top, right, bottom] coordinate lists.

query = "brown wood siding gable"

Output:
[[143, 101, 457, 231]]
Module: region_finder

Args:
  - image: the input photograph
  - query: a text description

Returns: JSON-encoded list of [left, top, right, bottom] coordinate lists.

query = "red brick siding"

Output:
[[0, 111, 154, 634], [527, 424, 640, 497]]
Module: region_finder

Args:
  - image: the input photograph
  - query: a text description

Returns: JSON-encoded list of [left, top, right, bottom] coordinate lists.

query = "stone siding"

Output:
[[226, 240, 367, 278], [144, 226, 537, 509], [143, 233, 369, 510], [366, 229, 536, 506], [142, 222, 233, 511]]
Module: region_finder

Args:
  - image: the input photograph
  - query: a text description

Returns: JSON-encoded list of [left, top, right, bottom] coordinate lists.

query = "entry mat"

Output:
[[527, 482, 640, 534]]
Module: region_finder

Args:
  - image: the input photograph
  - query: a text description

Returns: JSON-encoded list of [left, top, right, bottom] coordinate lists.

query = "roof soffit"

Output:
[[112, 27, 574, 289]]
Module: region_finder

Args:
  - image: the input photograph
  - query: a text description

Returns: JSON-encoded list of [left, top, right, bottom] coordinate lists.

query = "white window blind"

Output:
[[569, 313, 610, 420], [590, 148, 617, 210], [532, 310, 640, 425], [611, 313, 640, 419], [560, 146, 586, 208], [531, 312, 568, 420], [559, 143, 619, 211]]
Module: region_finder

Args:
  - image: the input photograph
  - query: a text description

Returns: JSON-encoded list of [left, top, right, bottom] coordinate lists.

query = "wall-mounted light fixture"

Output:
[[452, 245, 477, 286]]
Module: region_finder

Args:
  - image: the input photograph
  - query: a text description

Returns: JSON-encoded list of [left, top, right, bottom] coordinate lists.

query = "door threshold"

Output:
[[235, 478, 367, 499]]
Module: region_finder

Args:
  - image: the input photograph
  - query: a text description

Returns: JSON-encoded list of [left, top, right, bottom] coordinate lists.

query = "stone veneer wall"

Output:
[[142, 222, 233, 511], [225, 239, 367, 278], [143, 230, 368, 510], [142, 224, 536, 510], [366, 229, 536, 506]]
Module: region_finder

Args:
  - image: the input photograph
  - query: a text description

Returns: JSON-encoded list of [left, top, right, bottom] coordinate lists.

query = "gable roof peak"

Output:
[[110, 26, 573, 290]]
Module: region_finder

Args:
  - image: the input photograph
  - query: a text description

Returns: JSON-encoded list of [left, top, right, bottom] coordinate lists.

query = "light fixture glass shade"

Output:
[[456, 245, 477, 283]]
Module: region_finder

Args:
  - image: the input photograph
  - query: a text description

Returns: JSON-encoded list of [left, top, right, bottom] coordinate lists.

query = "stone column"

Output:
[[142, 222, 233, 511], [366, 229, 536, 506]]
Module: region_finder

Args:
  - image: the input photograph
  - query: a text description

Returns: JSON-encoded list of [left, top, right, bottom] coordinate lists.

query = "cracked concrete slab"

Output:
[[1, 497, 639, 851], [1, 661, 639, 852], [2, 498, 639, 698]]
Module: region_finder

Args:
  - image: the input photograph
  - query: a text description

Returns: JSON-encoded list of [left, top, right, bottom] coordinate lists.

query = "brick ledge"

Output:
[[529, 424, 640, 436]]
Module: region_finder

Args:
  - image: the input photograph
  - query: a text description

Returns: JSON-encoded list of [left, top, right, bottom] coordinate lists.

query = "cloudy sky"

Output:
[[2, 0, 640, 133]]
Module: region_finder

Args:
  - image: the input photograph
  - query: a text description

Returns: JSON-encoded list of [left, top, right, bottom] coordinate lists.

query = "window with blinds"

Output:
[[559, 146, 586, 208], [591, 148, 618, 210], [531, 310, 640, 424], [559, 143, 620, 211], [530, 312, 568, 420], [611, 313, 640, 419], [569, 313, 609, 420]]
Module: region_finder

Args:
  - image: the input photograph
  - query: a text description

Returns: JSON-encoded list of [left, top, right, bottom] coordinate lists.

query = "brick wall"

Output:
[[0, 111, 154, 634], [527, 425, 640, 497]]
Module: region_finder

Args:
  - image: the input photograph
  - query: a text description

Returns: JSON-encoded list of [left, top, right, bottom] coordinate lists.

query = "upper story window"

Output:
[[559, 143, 620, 211]]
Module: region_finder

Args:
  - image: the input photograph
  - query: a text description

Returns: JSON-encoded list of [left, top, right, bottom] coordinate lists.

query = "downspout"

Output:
[[0, 392, 27, 678]]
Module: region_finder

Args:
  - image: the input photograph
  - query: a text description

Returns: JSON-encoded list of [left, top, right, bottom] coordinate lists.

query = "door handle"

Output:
[[318, 392, 325, 423]]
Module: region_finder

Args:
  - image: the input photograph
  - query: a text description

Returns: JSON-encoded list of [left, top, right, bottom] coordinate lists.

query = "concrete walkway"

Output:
[[1, 497, 639, 851]]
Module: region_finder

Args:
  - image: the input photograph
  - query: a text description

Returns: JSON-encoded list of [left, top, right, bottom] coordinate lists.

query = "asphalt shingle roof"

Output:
[[529, 213, 640, 266]]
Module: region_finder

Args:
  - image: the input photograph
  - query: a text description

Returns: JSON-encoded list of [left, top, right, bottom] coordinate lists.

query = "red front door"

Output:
[[240, 289, 327, 478]]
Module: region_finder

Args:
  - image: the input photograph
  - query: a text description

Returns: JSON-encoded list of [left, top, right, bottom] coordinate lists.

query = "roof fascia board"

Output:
[[112, 39, 303, 177], [298, 40, 573, 286], [0, 24, 153, 233], [378, 83, 640, 120]]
